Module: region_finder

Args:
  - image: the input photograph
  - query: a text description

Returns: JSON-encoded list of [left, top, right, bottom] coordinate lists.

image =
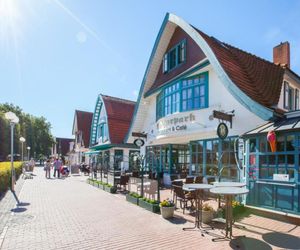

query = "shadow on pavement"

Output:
[[17, 202, 30, 206], [230, 237, 272, 250], [11, 207, 27, 213], [262, 232, 300, 249], [164, 216, 187, 225]]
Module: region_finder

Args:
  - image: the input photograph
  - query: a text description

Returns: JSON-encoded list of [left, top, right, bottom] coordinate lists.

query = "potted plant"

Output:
[[139, 198, 160, 213], [201, 203, 214, 224], [160, 199, 175, 219], [126, 192, 142, 205], [104, 183, 117, 193], [220, 200, 246, 220]]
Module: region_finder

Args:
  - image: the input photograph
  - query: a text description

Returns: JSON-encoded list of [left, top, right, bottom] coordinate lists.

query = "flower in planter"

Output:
[[202, 203, 214, 212], [160, 199, 175, 207]]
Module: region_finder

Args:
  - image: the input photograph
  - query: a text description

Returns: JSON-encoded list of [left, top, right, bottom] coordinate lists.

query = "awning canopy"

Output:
[[84, 150, 101, 155], [243, 115, 300, 137]]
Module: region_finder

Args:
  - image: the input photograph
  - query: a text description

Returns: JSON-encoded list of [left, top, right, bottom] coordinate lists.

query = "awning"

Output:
[[243, 116, 300, 137], [84, 150, 101, 155]]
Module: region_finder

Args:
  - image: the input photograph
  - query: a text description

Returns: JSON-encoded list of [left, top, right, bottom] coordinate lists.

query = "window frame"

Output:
[[156, 72, 209, 120], [162, 39, 186, 74]]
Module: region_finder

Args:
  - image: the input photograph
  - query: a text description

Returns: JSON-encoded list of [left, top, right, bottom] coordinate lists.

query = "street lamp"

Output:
[[5, 112, 19, 192], [27, 146, 31, 161], [19, 137, 26, 161]]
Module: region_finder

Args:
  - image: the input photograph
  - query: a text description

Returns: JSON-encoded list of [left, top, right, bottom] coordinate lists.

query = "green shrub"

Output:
[[0, 162, 23, 194], [129, 192, 142, 198], [142, 197, 159, 204]]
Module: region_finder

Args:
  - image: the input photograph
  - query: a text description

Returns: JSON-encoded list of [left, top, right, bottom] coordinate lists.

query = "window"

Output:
[[163, 40, 186, 73], [284, 81, 289, 109], [283, 81, 299, 111], [96, 119, 107, 143], [295, 89, 299, 110], [156, 72, 208, 120]]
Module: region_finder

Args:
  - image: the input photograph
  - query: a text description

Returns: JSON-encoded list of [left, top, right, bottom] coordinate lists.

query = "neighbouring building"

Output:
[[125, 13, 300, 215], [87, 94, 139, 172], [69, 110, 93, 165], [51, 137, 74, 161]]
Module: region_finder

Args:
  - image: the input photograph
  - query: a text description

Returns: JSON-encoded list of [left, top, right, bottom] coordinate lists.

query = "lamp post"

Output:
[[19, 137, 26, 162], [5, 112, 19, 192], [27, 146, 31, 161]]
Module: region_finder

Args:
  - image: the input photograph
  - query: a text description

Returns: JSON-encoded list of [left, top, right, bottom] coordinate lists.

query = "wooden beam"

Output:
[[132, 132, 147, 138], [213, 110, 234, 128]]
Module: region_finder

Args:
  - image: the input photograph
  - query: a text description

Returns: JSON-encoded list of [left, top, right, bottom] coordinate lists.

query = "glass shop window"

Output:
[[286, 135, 295, 151], [249, 138, 257, 152]]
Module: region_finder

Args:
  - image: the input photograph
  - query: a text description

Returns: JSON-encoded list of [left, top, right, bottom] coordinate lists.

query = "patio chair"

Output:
[[194, 176, 204, 183], [185, 177, 194, 184], [180, 172, 187, 179], [118, 175, 129, 191], [22, 166, 33, 179], [173, 185, 194, 214], [132, 171, 139, 178]]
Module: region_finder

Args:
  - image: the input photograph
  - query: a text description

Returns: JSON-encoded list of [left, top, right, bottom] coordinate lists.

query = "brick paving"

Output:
[[1, 167, 300, 250]]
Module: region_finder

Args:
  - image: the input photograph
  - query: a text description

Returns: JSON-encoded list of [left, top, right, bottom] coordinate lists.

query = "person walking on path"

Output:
[[53, 158, 62, 178], [44, 159, 52, 179]]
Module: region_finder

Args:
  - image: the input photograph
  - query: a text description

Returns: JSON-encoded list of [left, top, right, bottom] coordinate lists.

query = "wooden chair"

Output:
[[185, 177, 194, 184], [173, 185, 194, 214], [194, 176, 204, 183], [118, 175, 129, 191], [180, 172, 187, 179]]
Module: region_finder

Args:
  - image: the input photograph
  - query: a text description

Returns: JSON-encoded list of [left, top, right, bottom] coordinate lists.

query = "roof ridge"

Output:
[[223, 42, 284, 69], [75, 109, 93, 114], [101, 94, 136, 104]]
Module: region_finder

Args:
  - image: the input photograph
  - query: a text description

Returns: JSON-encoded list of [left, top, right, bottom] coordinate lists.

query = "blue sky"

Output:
[[0, 0, 299, 138]]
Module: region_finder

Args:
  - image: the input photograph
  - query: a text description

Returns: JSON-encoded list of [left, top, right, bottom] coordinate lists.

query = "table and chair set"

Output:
[[172, 178, 249, 241]]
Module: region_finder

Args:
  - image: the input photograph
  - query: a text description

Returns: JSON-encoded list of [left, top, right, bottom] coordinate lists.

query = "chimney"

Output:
[[273, 41, 290, 68]]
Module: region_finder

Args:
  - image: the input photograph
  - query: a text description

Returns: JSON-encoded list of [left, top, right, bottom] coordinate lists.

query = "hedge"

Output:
[[0, 162, 23, 194]]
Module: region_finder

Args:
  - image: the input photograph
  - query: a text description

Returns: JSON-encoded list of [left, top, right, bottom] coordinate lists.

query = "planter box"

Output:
[[201, 210, 214, 224], [139, 199, 160, 213], [126, 194, 139, 205], [104, 185, 117, 193], [160, 206, 175, 219]]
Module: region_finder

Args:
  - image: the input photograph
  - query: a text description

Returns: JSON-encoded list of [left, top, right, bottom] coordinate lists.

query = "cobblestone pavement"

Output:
[[1, 167, 299, 250]]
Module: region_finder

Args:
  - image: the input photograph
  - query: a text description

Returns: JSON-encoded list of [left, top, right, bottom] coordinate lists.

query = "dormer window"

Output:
[[283, 81, 300, 111], [163, 40, 186, 73]]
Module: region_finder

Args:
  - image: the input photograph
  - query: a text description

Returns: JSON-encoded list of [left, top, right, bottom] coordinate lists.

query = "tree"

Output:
[[0, 103, 54, 161]]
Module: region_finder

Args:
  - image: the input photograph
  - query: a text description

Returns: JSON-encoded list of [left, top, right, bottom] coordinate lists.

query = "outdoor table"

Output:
[[213, 182, 246, 208], [182, 183, 213, 235], [209, 187, 249, 241], [213, 182, 246, 187], [173, 178, 185, 183]]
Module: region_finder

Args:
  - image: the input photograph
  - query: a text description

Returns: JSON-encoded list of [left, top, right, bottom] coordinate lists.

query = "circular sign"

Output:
[[217, 122, 228, 140], [134, 138, 145, 147]]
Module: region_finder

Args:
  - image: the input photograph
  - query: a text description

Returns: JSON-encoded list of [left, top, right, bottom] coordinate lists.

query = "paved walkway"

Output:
[[0, 167, 299, 249]]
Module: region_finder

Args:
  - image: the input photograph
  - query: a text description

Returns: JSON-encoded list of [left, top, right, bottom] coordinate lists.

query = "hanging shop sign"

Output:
[[134, 138, 145, 147], [217, 122, 228, 140], [267, 130, 276, 152]]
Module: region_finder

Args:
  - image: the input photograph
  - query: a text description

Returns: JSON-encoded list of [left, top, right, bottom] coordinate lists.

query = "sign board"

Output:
[[134, 138, 145, 147], [217, 122, 228, 140], [273, 174, 289, 182]]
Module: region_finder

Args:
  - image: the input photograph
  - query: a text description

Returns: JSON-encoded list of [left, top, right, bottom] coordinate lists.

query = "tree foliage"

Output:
[[0, 103, 54, 161]]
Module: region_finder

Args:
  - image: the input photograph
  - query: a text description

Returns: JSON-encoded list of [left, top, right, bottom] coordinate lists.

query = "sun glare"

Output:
[[0, 0, 22, 45]]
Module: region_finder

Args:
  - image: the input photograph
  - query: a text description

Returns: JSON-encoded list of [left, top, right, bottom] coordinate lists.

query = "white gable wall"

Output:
[[138, 65, 266, 155]]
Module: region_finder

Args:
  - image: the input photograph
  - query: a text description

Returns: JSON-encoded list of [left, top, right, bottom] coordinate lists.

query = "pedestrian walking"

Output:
[[53, 158, 62, 178], [44, 159, 51, 179]]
